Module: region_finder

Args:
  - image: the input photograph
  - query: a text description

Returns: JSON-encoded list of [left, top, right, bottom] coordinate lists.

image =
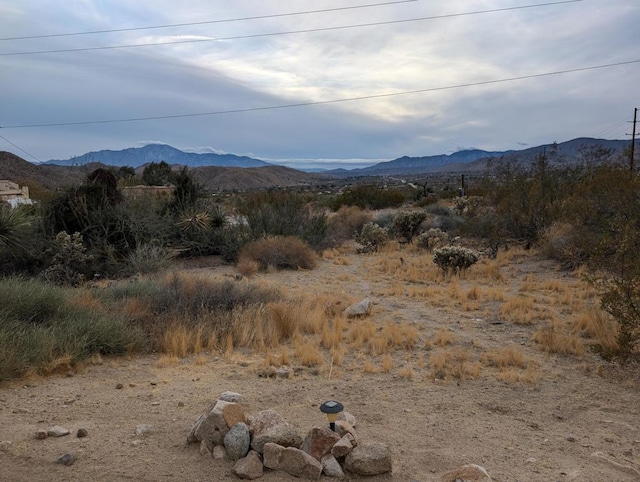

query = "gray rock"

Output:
[[56, 453, 77, 466], [344, 442, 392, 476], [219, 391, 244, 404], [135, 424, 154, 437], [441, 464, 492, 482], [263, 442, 285, 470], [199, 439, 214, 456], [232, 450, 264, 480], [188, 400, 247, 445], [47, 426, 70, 437], [343, 298, 372, 318], [279, 447, 323, 480], [300, 426, 341, 461], [331, 434, 355, 458], [249, 410, 303, 454], [276, 367, 293, 379], [224, 422, 251, 461], [335, 420, 357, 444], [322, 454, 345, 479], [337, 411, 357, 428]]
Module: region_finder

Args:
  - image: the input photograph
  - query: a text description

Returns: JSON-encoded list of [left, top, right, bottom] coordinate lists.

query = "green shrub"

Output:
[[391, 210, 427, 242], [416, 228, 450, 251], [597, 276, 640, 361], [354, 222, 389, 253], [0, 277, 147, 382], [238, 236, 318, 271], [433, 246, 479, 273], [332, 185, 405, 210]]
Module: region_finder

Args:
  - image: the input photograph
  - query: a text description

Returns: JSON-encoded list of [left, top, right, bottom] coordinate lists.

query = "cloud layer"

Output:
[[1, 0, 637, 166]]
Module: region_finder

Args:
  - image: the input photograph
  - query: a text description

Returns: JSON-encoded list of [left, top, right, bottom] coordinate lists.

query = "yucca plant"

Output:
[[0, 205, 34, 257]]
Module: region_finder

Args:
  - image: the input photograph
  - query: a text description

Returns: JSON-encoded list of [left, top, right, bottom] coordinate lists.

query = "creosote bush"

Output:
[[354, 222, 389, 253], [433, 246, 479, 274], [238, 236, 318, 271]]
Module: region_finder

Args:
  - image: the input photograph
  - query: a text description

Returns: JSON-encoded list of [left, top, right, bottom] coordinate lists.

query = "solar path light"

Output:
[[319, 400, 344, 432]]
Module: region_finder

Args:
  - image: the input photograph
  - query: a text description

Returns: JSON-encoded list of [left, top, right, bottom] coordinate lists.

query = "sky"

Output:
[[0, 0, 638, 169]]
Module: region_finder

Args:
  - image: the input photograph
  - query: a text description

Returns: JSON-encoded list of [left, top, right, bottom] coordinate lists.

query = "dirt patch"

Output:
[[1, 246, 639, 481]]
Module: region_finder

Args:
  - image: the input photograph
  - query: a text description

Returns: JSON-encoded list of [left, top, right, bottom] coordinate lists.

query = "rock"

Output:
[[188, 400, 247, 445], [178, 401, 185, 407], [331, 434, 355, 458], [344, 442, 392, 476], [35, 430, 48, 440], [219, 391, 244, 404], [441, 464, 492, 482], [335, 420, 357, 444], [135, 424, 154, 437], [276, 367, 293, 379], [76, 428, 88, 438], [343, 298, 372, 318], [212, 445, 226, 460], [232, 450, 264, 480], [200, 439, 214, 456], [337, 411, 357, 428], [115, 383, 123, 389], [47, 426, 70, 437], [300, 426, 341, 461], [263, 442, 285, 470], [249, 410, 303, 454], [279, 447, 323, 480], [56, 453, 77, 466], [322, 454, 345, 479], [224, 422, 251, 461]]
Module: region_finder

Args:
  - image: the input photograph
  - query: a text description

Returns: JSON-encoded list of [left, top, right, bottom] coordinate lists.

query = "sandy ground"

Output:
[[1, 246, 639, 481]]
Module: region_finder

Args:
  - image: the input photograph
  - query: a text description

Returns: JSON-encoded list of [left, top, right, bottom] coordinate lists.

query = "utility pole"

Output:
[[631, 107, 637, 176]]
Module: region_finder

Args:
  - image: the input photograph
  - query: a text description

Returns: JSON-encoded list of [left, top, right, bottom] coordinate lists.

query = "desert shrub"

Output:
[[40, 232, 91, 286], [391, 210, 427, 242], [416, 228, 450, 250], [125, 243, 172, 275], [238, 236, 318, 271], [424, 203, 465, 233], [327, 206, 372, 245], [541, 222, 586, 268], [595, 276, 640, 362], [433, 246, 479, 273], [354, 222, 389, 253], [239, 191, 328, 249], [332, 185, 405, 210], [0, 277, 146, 381]]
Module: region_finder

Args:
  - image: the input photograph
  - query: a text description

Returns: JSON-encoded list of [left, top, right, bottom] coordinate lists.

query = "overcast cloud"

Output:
[[0, 0, 638, 168]]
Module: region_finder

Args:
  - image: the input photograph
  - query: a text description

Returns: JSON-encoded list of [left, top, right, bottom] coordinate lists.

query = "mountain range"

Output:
[[42, 138, 630, 177], [45, 144, 269, 169]]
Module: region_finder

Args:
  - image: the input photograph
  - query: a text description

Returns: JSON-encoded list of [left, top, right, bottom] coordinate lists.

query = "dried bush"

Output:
[[416, 228, 450, 251], [391, 210, 427, 242], [40, 232, 91, 286], [327, 206, 372, 245], [238, 236, 318, 271], [433, 246, 479, 273], [354, 222, 389, 253]]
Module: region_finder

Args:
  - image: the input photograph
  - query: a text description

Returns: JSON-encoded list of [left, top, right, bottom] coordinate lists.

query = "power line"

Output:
[[0, 134, 42, 162], [0, 0, 418, 41], [0, 0, 583, 57], [2, 58, 637, 130]]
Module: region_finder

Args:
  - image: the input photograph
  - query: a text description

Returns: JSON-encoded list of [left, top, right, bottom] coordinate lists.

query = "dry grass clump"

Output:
[[294, 340, 325, 367], [496, 366, 540, 384], [432, 327, 455, 347], [499, 295, 537, 325], [238, 236, 318, 271], [482, 346, 528, 368], [532, 323, 585, 356], [347, 319, 376, 348], [237, 259, 259, 277], [397, 365, 414, 379], [327, 206, 373, 244], [428, 348, 480, 380], [472, 258, 505, 282], [381, 354, 393, 372], [572, 308, 618, 351]]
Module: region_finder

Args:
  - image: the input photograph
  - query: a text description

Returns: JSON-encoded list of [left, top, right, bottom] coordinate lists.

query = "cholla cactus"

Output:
[[433, 245, 479, 273], [452, 196, 483, 216], [416, 228, 450, 251], [354, 222, 389, 253], [391, 210, 427, 242]]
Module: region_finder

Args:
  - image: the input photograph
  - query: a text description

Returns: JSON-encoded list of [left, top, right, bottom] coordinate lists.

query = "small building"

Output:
[[0, 180, 33, 208]]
